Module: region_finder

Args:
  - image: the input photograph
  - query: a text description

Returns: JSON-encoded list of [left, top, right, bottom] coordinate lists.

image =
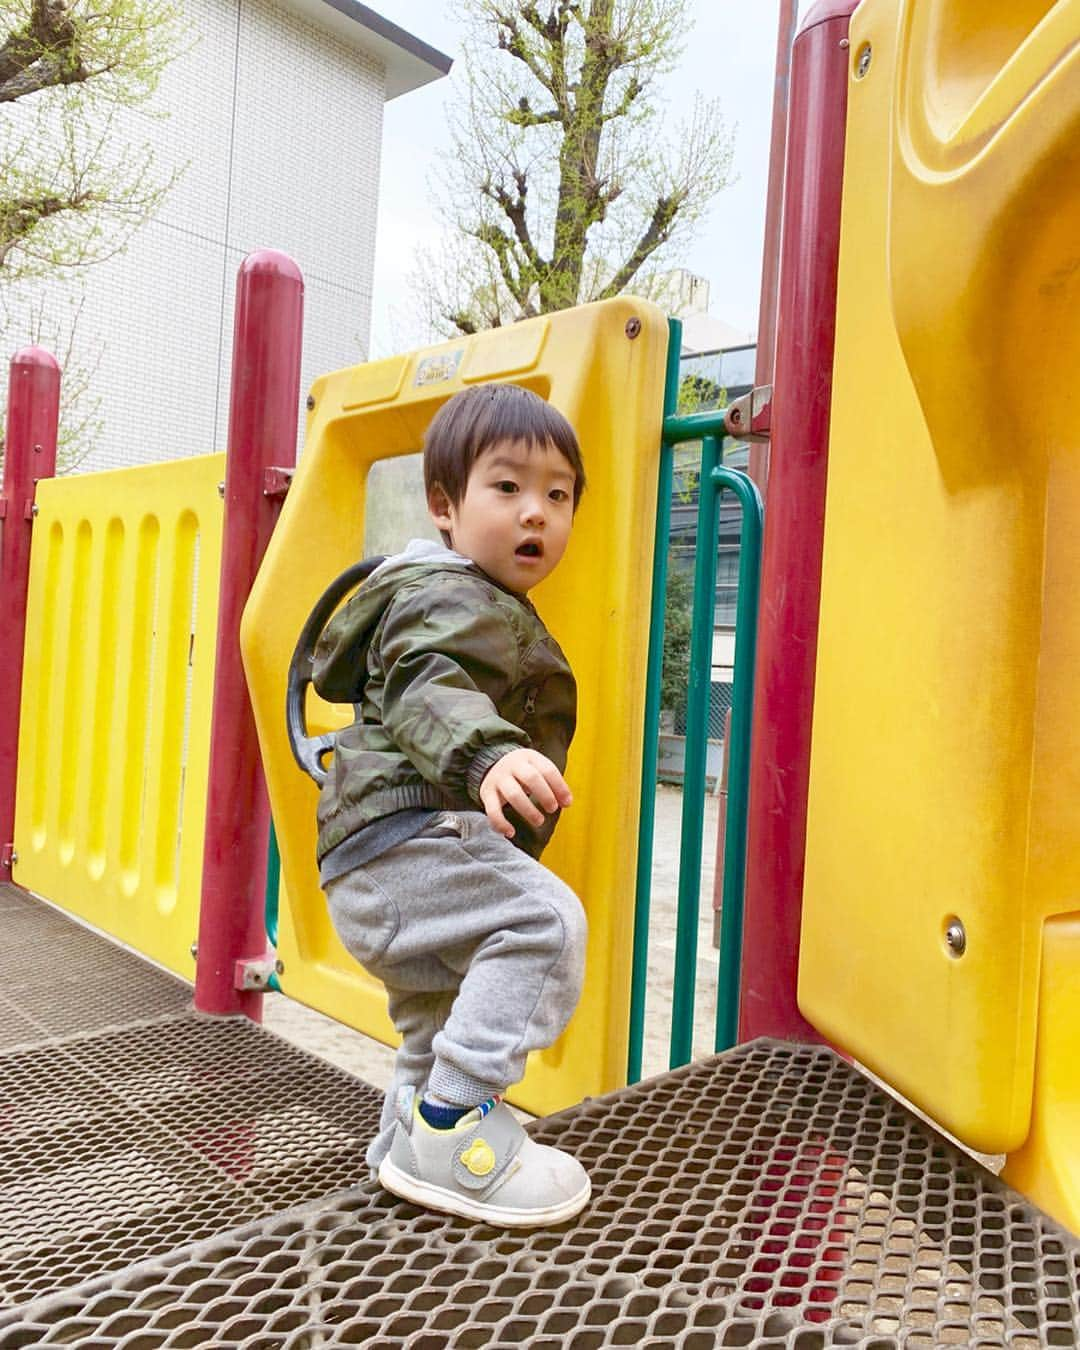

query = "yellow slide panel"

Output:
[[243, 299, 668, 1116], [14, 456, 225, 979], [800, 0, 1080, 1154]]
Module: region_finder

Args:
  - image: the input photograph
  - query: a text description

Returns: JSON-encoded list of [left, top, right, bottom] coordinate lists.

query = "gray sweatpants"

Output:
[[324, 810, 587, 1170]]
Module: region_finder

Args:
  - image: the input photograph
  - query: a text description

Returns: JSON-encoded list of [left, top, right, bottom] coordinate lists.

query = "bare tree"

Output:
[[0, 0, 186, 467], [415, 0, 734, 335]]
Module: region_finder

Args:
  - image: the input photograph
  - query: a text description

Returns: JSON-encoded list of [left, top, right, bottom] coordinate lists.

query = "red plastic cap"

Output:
[[239, 249, 304, 286], [799, 0, 859, 37], [10, 347, 60, 373]]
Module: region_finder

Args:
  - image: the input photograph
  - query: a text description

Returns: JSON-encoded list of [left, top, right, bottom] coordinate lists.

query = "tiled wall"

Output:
[[4, 0, 384, 472]]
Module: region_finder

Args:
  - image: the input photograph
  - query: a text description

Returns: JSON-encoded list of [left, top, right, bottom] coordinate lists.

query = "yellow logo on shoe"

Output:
[[460, 1138, 496, 1177]]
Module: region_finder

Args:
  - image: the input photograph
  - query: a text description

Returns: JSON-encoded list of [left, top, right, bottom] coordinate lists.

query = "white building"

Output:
[[653, 269, 755, 355], [4, 1, 449, 473]]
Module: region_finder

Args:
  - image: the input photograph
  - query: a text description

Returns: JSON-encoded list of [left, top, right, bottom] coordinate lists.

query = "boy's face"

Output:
[[429, 438, 576, 593]]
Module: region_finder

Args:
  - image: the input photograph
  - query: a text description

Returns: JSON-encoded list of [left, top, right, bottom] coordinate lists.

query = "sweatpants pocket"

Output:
[[325, 869, 401, 967]]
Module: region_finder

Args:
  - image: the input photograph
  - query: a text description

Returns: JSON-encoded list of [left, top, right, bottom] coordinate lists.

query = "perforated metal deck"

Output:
[[1, 885, 1079, 1347]]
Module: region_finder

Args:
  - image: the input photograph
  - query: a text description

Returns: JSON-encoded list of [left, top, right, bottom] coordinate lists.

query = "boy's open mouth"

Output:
[[516, 540, 543, 558]]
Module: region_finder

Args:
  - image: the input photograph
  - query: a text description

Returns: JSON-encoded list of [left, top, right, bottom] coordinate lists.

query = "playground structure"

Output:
[[0, 0, 1079, 1345]]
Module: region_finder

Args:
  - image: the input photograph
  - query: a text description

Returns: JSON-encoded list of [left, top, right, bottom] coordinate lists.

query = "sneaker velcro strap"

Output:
[[451, 1106, 524, 1192]]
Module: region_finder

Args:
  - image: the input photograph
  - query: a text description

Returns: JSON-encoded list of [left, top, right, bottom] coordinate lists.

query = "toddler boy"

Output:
[[313, 383, 590, 1227]]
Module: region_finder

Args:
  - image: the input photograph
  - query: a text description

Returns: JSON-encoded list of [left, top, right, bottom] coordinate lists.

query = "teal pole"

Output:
[[669, 432, 723, 1068], [628, 317, 682, 1083], [265, 820, 281, 992], [713, 466, 763, 1050]]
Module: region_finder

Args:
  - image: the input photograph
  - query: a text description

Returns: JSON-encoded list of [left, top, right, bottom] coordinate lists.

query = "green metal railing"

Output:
[[628, 321, 764, 1080], [265, 822, 282, 992]]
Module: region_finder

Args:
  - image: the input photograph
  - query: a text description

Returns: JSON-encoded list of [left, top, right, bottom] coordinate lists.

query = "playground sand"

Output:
[[264, 784, 723, 1115]]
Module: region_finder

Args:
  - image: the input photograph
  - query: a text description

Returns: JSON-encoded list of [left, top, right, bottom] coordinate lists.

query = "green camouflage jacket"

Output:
[[312, 540, 577, 862]]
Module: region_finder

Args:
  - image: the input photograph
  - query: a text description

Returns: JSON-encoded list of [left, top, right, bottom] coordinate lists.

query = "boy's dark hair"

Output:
[[423, 384, 586, 516]]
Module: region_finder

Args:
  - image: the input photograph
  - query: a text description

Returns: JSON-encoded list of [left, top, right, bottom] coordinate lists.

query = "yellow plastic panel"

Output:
[[799, 0, 1080, 1153], [242, 299, 667, 1116], [14, 456, 225, 978], [1002, 916, 1080, 1235]]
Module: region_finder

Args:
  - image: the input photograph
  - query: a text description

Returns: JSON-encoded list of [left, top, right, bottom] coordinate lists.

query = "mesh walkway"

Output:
[[1, 885, 1078, 1347]]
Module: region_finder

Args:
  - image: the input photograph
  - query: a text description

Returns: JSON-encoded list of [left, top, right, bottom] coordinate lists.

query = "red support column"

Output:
[[194, 250, 304, 1018], [737, 0, 857, 1043], [0, 349, 59, 879], [749, 0, 799, 492]]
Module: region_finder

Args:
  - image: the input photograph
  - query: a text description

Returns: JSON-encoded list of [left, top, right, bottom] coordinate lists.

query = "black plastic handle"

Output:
[[286, 557, 385, 787]]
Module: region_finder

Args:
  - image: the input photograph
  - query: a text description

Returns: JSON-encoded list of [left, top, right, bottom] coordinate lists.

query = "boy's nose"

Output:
[[520, 497, 545, 526]]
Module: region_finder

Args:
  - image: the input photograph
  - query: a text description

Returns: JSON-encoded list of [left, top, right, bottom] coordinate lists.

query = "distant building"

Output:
[[6, 1, 450, 473], [655, 269, 754, 355]]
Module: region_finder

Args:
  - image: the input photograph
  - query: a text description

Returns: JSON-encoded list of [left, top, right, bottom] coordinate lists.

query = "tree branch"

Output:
[[491, 7, 556, 100], [505, 95, 561, 127], [481, 168, 545, 275], [471, 220, 533, 311], [0, 188, 99, 267], [0, 0, 88, 103], [597, 191, 685, 299]]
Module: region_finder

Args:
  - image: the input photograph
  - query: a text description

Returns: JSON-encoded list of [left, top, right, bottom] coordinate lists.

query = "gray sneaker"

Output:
[[376, 1086, 591, 1228]]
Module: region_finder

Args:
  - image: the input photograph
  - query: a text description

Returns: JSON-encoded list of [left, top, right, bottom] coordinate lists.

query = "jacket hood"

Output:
[[312, 539, 476, 703]]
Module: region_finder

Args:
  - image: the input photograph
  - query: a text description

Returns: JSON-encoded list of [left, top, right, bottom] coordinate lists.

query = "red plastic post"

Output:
[[736, 0, 857, 1043], [194, 251, 304, 1018], [749, 0, 799, 491], [0, 349, 59, 879]]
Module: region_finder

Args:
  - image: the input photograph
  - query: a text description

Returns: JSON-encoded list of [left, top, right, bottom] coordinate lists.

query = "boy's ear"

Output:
[[427, 483, 454, 532]]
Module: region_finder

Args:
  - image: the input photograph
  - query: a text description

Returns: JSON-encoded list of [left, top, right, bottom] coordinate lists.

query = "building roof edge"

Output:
[[281, 0, 452, 99]]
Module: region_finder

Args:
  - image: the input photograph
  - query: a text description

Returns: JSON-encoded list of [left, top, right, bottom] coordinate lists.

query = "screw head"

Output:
[[944, 919, 966, 957], [855, 42, 872, 78], [306, 394, 315, 411], [217, 480, 225, 499], [189, 941, 198, 959], [275, 959, 285, 975], [624, 317, 642, 340]]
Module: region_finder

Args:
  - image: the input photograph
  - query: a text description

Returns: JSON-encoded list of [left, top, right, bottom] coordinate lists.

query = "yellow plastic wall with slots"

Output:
[[242, 299, 668, 1116], [799, 0, 1080, 1153], [14, 456, 225, 978]]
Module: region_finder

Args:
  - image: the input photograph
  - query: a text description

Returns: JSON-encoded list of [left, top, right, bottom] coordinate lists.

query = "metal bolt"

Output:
[[30, 503, 38, 517], [624, 317, 642, 340], [855, 43, 872, 78], [306, 394, 315, 411], [189, 941, 198, 959], [839, 37, 850, 49], [32, 443, 41, 454], [217, 480, 225, 499], [275, 959, 285, 975], [945, 920, 966, 957]]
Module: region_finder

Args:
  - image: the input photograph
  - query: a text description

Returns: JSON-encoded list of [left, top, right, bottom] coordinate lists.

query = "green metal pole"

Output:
[[662, 410, 731, 443], [265, 819, 281, 992], [669, 432, 723, 1068], [712, 466, 763, 1050], [628, 317, 682, 1084]]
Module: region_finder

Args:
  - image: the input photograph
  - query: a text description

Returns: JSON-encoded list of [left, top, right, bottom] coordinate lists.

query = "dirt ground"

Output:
[[264, 784, 723, 1113]]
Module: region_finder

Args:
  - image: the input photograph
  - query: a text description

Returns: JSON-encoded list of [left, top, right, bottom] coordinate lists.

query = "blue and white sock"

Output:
[[419, 1092, 502, 1130]]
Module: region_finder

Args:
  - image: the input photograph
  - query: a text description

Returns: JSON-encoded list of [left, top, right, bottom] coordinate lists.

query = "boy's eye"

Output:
[[494, 481, 518, 493], [549, 488, 570, 503]]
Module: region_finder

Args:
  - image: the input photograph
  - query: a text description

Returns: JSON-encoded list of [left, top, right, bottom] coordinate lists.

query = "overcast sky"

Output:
[[367, 2, 810, 356]]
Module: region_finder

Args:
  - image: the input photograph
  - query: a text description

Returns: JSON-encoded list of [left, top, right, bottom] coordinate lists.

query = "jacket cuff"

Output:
[[466, 742, 525, 804]]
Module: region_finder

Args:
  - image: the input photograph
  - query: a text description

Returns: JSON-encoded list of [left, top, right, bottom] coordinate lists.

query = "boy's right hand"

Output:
[[479, 748, 573, 839]]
